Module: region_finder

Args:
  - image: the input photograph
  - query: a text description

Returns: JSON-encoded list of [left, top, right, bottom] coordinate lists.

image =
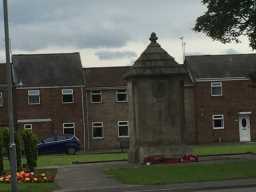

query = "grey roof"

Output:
[[134, 33, 180, 67], [12, 53, 84, 87], [0, 64, 6, 85], [125, 33, 186, 79], [186, 54, 256, 80], [84, 66, 129, 88]]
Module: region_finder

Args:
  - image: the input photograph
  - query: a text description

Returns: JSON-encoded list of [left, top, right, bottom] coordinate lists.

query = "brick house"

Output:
[[1, 52, 256, 151], [186, 54, 256, 144], [12, 53, 86, 147], [84, 67, 129, 150]]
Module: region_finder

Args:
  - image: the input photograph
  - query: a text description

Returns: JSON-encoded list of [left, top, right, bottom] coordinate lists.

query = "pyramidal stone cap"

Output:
[[125, 33, 187, 79]]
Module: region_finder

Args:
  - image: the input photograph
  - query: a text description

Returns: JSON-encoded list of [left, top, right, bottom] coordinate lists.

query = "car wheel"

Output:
[[67, 147, 76, 155]]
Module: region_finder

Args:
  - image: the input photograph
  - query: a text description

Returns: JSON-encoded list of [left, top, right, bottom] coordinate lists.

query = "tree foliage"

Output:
[[0, 131, 3, 175], [22, 130, 38, 171], [194, 0, 256, 49]]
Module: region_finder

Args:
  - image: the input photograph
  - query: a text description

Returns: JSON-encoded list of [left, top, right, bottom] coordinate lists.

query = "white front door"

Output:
[[239, 115, 251, 142]]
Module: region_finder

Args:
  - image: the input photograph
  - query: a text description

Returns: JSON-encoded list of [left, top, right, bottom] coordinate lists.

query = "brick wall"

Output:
[[0, 87, 8, 127], [195, 80, 256, 144], [86, 88, 129, 150], [15, 87, 86, 148]]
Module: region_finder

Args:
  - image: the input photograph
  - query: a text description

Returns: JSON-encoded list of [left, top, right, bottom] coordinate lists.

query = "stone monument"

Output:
[[125, 33, 191, 163]]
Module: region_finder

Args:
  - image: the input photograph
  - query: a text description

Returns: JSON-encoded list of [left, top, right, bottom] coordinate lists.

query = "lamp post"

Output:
[[3, 0, 18, 191]]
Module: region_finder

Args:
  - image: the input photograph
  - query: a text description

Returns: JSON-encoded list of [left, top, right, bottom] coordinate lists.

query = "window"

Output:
[[211, 81, 222, 96], [63, 123, 75, 135], [62, 89, 74, 103], [116, 89, 128, 102], [118, 121, 129, 138], [28, 90, 40, 105], [212, 114, 224, 129], [92, 122, 104, 139], [24, 124, 32, 130], [90, 91, 102, 103], [0, 92, 3, 107]]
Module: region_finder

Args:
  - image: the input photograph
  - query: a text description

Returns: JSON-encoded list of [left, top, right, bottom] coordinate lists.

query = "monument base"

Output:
[[129, 145, 192, 164]]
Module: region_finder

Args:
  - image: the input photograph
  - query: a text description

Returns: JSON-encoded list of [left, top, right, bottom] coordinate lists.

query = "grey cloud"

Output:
[[0, 0, 203, 51], [95, 50, 137, 60], [225, 49, 240, 55]]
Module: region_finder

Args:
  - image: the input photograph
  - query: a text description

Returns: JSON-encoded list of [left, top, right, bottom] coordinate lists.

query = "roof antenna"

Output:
[[179, 36, 186, 64]]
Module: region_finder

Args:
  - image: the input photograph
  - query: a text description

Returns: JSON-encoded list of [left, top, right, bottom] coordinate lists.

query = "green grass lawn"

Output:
[[37, 152, 128, 167], [193, 143, 256, 156], [3, 152, 127, 169], [0, 183, 58, 192], [2, 143, 256, 168], [106, 160, 256, 185]]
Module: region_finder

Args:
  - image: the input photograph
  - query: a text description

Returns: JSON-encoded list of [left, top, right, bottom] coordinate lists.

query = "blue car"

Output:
[[37, 135, 80, 155]]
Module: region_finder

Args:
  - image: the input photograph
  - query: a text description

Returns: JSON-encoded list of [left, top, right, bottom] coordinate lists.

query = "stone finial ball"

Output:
[[150, 32, 158, 43]]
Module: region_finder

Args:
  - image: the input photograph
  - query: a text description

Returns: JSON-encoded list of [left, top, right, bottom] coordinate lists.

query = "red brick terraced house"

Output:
[[12, 53, 86, 148], [185, 54, 256, 144], [1, 52, 256, 151], [84, 67, 129, 150]]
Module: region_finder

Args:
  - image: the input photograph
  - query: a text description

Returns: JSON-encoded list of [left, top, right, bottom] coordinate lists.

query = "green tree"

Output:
[[0, 130, 4, 175], [194, 0, 256, 49], [22, 130, 38, 171]]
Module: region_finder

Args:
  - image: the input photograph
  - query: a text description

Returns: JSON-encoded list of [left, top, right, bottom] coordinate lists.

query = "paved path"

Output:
[[54, 162, 132, 192]]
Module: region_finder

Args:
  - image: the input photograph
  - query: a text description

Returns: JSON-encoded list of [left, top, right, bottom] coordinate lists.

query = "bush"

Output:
[[0, 130, 3, 175], [0, 128, 22, 172], [2, 128, 9, 158], [15, 132, 22, 171], [22, 130, 38, 171]]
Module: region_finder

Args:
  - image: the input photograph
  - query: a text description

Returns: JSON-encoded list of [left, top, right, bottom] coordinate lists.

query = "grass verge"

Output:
[[106, 160, 256, 185], [3, 143, 256, 168], [193, 143, 256, 156], [0, 183, 58, 192], [37, 152, 128, 167]]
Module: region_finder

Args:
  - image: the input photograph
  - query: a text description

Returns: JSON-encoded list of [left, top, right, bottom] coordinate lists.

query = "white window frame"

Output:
[[28, 90, 40, 105], [62, 89, 74, 104], [24, 124, 32, 130], [211, 81, 222, 96], [0, 92, 3, 107], [92, 122, 104, 139], [118, 121, 129, 138], [212, 114, 224, 130], [115, 89, 128, 103], [90, 91, 102, 104], [63, 122, 75, 135]]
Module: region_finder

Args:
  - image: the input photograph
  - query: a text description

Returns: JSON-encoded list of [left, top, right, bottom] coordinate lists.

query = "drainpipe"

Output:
[[80, 86, 86, 152], [85, 90, 90, 150]]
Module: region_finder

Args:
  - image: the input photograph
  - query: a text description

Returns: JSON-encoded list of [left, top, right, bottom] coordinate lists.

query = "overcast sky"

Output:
[[0, 0, 255, 67]]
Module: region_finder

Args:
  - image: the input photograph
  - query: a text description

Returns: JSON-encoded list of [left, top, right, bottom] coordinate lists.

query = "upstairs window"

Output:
[[116, 89, 128, 102], [24, 124, 32, 130], [0, 92, 3, 107], [92, 122, 104, 139], [62, 89, 74, 103], [118, 121, 129, 138], [28, 90, 40, 105], [212, 114, 224, 129], [211, 81, 222, 96], [90, 91, 102, 103], [63, 123, 75, 135]]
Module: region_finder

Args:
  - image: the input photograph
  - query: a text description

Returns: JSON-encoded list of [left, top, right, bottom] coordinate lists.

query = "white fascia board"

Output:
[[238, 112, 252, 115], [86, 86, 127, 91], [16, 85, 85, 90], [196, 77, 249, 82], [17, 118, 52, 123]]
